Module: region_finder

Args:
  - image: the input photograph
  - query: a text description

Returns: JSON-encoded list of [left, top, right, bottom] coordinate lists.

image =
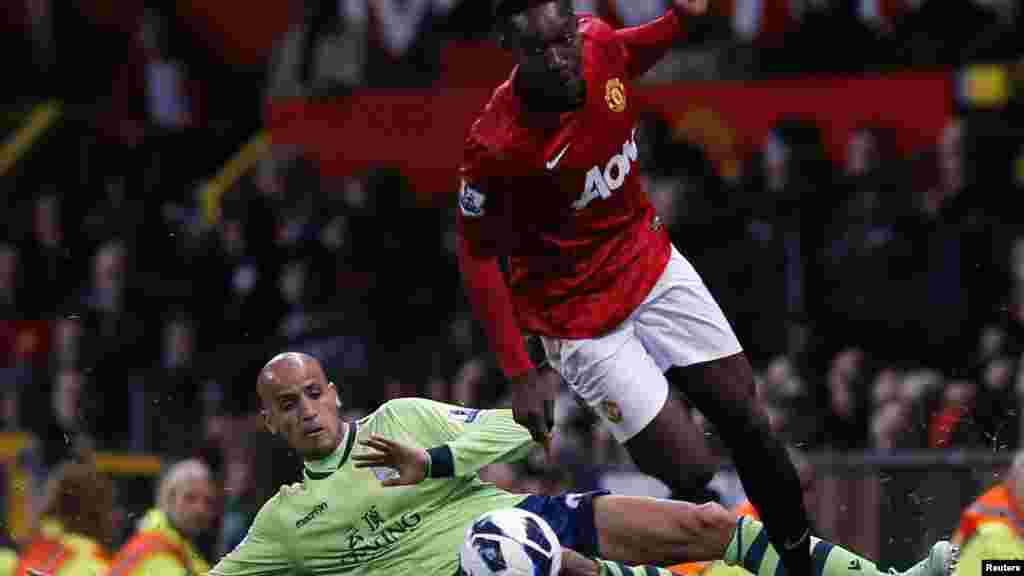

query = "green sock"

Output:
[[594, 557, 675, 576], [723, 517, 880, 576]]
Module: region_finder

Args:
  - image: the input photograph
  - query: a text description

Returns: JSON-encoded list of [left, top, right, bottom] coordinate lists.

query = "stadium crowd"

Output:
[[0, 0, 1022, 571]]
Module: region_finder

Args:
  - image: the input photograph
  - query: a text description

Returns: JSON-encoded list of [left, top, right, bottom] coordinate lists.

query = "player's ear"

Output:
[[261, 409, 277, 435], [329, 381, 343, 410]]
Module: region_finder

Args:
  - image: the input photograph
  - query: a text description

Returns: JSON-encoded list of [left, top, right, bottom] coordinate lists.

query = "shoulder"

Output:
[[131, 551, 188, 574], [380, 397, 482, 426], [980, 484, 1011, 505], [578, 14, 616, 42], [578, 14, 627, 65], [378, 397, 441, 418]]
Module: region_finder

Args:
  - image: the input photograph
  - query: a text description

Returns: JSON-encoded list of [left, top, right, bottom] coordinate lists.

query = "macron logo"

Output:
[[296, 501, 329, 528]]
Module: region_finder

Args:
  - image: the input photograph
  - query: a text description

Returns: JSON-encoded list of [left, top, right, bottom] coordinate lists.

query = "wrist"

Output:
[[423, 449, 432, 478], [426, 445, 454, 478]]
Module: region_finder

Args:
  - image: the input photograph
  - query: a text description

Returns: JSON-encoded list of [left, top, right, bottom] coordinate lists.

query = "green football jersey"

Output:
[[209, 397, 536, 576]]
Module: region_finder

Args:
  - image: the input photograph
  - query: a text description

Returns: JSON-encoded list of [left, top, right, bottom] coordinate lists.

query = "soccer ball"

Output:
[[459, 508, 563, 576]]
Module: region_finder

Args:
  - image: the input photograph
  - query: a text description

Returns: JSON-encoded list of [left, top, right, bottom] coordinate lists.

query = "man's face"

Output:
[[846, 130, 877, 177], [509, 1, 585, 112], [261, 367, 342, 460], [172, 477, 216, 537]]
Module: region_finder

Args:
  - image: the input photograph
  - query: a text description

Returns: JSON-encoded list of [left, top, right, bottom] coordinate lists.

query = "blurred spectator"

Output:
[[929, 379, 979, 449], [951, 450, 1024, 547], [50, 315, 82, 371], [81, 175, 146, 247], [148, 312, 201, 457], [198, 191, 282, 345], [23, 193, 74, 316], [219, 454, 257, 558], [32, 368, 92, 470], [361, 0, 455, 87], [818, 347, 870, 450], [52, 368, 84, 438], [268, 0, 367, 97], [108, 459, 215, 576], [278, 259, 313, 340], [890, 0, 1001, 67], [15, 457, 115, 576], [820, 125, 911, 358], [76, 238, 148, 449], [868, 366, 934, 451], [870, 399, 914, 451], [908, 118, 977, 374], [0, 243, 21, 319], [82, 238, 126, 317], [782, 0, 885, 74], [0, 327, 37, 431], [731, 119, 827, 366]]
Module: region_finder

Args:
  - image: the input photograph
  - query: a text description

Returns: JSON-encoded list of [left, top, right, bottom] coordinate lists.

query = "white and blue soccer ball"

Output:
[[459, 508, 563, 576]]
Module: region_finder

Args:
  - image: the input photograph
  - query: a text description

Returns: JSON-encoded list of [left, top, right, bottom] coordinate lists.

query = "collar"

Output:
[[304, 421, 357, 480]]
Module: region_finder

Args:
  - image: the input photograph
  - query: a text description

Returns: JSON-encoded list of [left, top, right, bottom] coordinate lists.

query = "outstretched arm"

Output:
[[616, 0, 708, 79], [456, 184, 554, 445], [353, 398, 537, 485]]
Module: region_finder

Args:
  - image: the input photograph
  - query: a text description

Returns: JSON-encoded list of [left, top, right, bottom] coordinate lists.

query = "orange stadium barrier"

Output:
[[267, 71, 953, 201]]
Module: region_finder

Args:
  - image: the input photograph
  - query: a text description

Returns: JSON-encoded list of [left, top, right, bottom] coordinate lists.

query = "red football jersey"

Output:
[[456, 10, 684, 378]]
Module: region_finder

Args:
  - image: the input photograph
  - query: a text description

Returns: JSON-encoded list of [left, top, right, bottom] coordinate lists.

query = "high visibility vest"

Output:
[[108, 532, 190, 576], [955, 484, 1024, 545], [14, 538, 73, 576]]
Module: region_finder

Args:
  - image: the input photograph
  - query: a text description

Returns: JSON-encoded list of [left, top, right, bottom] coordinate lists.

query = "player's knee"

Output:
[[670, 501, 731, 541]]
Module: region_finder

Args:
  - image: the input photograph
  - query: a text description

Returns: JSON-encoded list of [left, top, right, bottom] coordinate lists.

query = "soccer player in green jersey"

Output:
[[209, 352, 958, 576]]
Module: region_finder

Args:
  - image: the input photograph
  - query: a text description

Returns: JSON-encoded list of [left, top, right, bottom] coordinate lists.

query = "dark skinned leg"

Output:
[[622, 394, 719, 503], [665, 352, 812, 576]]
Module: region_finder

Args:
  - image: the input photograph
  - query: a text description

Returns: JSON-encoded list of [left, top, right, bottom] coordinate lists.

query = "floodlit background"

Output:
[[0, 0, 1022, 569]]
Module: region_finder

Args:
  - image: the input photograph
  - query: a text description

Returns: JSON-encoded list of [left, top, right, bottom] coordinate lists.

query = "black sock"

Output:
[[724, 421, 813, 576]]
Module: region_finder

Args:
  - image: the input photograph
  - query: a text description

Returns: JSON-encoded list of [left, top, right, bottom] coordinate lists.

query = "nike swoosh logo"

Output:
[[545, 142, 572, 170]]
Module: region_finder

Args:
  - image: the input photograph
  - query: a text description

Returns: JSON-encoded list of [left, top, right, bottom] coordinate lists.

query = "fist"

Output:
[[675, 0, 709, 15]]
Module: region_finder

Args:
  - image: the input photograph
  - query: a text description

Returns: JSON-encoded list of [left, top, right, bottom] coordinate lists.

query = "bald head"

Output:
[[258, 352, 326, 408], [258, 352, 344, 460]]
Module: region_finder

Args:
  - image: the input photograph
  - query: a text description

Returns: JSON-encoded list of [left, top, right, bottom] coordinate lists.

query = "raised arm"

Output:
[[615, 0, 707, 79]]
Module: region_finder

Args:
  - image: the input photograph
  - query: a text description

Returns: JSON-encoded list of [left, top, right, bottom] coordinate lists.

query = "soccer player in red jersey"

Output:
[[454, 2, 818, 576]]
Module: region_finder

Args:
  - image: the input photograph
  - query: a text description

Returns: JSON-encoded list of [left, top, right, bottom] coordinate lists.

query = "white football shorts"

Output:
[[541, 246, 743, 442]]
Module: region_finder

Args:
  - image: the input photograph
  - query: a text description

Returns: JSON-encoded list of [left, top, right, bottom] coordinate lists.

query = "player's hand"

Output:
[[674, 0, 709, 15], [353, 435, 429, 487], [510, 368, 556, 451]]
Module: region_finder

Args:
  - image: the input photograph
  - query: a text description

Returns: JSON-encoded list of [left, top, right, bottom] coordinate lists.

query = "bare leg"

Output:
[[593, 495, 735, 566], [622, 394, 719, 503], [666, 353, 813, 576], [561, 548, 601, 576]]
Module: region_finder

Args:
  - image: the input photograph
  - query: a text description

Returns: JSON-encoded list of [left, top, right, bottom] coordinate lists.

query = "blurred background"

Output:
[[0, 0, 1023, 571]]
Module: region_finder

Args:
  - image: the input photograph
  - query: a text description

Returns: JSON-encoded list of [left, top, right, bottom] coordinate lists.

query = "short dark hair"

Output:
[[493, 0, 572, 30]]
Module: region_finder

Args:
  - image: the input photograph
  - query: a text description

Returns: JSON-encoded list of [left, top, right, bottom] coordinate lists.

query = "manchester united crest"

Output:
[[605, 78, 626, 113], [600, 399, 624, 423]]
